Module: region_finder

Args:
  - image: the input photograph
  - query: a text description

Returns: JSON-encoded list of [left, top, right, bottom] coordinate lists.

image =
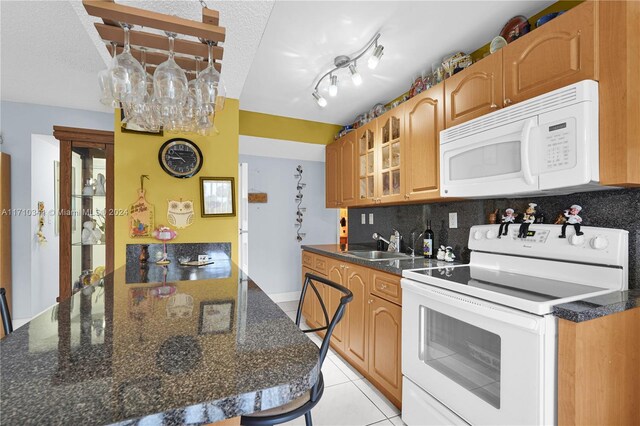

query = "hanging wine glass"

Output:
[[98, 42, 118, 108], [153, 32, 188, 130], [196, 41, 226, 116], [110, 24, 146, 105]]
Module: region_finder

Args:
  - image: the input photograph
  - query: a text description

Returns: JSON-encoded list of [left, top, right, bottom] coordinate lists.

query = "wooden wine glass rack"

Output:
[[82, 0, 225, 75]]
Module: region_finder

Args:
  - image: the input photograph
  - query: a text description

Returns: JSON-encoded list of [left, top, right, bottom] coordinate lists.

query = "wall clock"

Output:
[[158, 138, 203, 178]]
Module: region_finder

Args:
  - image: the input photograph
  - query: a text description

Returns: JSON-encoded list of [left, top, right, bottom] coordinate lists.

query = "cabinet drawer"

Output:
[[302, 251, 314, 269], [314, 255, 329, 275], [370, 270, 402, 306]]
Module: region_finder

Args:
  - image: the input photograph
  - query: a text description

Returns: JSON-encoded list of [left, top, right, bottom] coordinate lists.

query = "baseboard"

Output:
[[268, 291, 301, 303]]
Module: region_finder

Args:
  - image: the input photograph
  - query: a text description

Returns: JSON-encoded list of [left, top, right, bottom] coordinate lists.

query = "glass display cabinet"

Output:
[[54, 126, 114, 302]]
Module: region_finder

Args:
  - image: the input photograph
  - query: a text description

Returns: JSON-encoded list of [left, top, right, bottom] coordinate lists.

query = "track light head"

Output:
[[349, 63, 362, 86], [329, 75, 338, 97], [312, 91, 327, 107], [368, 44, 384, 69]]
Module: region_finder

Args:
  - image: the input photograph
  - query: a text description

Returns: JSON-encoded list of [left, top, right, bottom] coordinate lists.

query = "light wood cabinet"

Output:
[[300, 265, 316, 326], [325, 141, 340, 208], [403, 84, 444, 201], [368, 295, 402, 407], [356, 121, 378, 205], [344, 264, 369, 371], [325, 260, 346, 351], [376, 109, 405, 203], [445, 50, 503, 127], [339, 132, 358, 205], [503, 1, 597, 106], [301, 251, 403, 408]]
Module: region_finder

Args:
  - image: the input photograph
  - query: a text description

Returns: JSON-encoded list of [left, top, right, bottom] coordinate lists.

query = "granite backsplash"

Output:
[[347, 188, 640, 289]]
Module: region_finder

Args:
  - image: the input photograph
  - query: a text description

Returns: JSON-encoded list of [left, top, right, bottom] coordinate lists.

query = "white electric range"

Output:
[[401, 224, 628, 426]]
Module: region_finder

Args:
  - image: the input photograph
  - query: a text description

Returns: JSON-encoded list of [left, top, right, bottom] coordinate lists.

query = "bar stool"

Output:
[[241, 273, 353, 426], [0, 287, 13, 336]]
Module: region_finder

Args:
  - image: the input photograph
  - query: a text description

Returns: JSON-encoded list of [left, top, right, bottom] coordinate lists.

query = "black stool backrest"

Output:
[[295, 273, 352, 400], [0, 287, 13, 336]]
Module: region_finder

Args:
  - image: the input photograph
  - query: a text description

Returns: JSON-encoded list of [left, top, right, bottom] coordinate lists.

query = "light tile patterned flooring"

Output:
[[277, 301, 405, 426]]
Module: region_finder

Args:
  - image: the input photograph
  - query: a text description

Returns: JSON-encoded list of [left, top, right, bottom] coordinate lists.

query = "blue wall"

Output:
[[239, 154, 337, 296], [0, 101, 113, 319]]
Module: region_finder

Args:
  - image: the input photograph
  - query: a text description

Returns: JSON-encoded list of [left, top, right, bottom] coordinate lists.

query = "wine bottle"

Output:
[[423, 220, 434, 258]]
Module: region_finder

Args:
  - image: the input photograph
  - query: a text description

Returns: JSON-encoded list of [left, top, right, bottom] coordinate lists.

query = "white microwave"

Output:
[[440, 80, 603, 198]]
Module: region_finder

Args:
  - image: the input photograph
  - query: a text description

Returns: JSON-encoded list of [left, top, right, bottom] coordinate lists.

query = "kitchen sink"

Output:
[[344, 250, 412, 261]]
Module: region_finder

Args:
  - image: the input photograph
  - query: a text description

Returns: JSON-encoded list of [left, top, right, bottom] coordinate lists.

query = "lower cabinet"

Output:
[[301, 251, 403, 408], [368, 295, 402, 405], [344, 264, 370, 371]]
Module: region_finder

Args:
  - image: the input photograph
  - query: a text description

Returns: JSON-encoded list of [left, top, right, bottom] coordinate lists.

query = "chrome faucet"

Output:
[[372, 232, 390, 247], [390, 228, 402, 253]]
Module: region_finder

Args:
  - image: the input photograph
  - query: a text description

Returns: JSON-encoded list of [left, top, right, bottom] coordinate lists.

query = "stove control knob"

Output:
[[485, 229, 497, 239], [569, 234, 585, 246], [474, 230, 484, 240], [590, 235, 609, 250]]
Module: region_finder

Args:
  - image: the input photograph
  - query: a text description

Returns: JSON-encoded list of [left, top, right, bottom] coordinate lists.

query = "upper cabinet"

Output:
[[377, 109, 404, 204], [325, 141, 340, 208], [326, 131, 358, 208], [503, 1, 597, 105], [445, 51, 503, 127], [403, 84, 444, 202], [357, 121, 378, 205]]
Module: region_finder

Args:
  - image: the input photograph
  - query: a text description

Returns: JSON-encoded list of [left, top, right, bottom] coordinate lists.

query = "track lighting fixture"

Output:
[[311, 33, 384, 107]]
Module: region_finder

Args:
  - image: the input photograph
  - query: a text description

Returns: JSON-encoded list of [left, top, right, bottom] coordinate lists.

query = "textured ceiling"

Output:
[[1, 0, 274, 112], [1, 1, 555, 123], [239, 0, 555, 125]]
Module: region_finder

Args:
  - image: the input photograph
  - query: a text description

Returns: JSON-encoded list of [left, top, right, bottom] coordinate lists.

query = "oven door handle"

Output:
[[403, 280, 543, 333], [521, 118, 536, 185]]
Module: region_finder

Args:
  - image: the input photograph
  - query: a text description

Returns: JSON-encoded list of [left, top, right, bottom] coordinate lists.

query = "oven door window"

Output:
[[421, 307, 501, 408]]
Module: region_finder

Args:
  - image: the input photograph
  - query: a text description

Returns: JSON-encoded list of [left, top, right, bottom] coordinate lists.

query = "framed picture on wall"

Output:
[[200, 177, 235, 217], [199, 300, 235, 334]]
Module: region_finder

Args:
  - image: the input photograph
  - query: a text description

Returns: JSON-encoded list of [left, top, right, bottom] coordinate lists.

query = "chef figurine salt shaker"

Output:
[[497, 208, 517, 239], [436, 245, 446, 261], [518, 203, 537, 238], [559, 204, 584, 238], [444, 246, 455, 262]]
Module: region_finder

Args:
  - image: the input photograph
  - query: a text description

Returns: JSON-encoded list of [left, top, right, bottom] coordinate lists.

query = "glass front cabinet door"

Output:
[[357, 120, 378, 205], [377, 109, 404, 203], [55, 127, 114, 302]]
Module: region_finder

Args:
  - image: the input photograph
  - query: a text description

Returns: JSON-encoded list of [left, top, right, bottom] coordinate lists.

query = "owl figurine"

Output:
[[167, 199, 194, 229]]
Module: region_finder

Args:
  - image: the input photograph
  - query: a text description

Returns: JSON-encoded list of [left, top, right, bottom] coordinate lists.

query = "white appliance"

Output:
[[440, 80, 602, 198], [401, 224, 628, 426]]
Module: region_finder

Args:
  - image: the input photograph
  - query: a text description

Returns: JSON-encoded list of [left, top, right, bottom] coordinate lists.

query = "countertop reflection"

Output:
[[0, 265, 319, 425]]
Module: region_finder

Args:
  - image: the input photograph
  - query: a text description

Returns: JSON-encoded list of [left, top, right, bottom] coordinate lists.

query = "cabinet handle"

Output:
[[490, 103, 498, 109], [368, 299, 374, 304], [504, 98, 512, 107], [404, 194, 410, 200], [380, 283, 387, 289], [339, 264, 345, 269]]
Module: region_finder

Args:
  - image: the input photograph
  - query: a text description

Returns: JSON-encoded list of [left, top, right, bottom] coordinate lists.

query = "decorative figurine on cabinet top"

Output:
[[518, 203, 537, 238], [444, 246, 456, 262], [497, 208, 517, 239], [559, 204, 584, 238], [436, 245, 446, 261]]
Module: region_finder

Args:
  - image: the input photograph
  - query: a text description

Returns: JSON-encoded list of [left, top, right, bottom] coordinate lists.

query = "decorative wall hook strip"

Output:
[[295, 165, 305, 242]]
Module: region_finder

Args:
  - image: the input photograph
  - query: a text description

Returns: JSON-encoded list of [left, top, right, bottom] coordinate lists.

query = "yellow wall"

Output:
[[239, 110, 341, 145], [114, 99, 240, 268]]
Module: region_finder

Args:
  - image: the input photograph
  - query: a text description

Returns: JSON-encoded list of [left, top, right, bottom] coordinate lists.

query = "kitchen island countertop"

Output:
[[553, 288, 640, 322], [0, 264, 319, 425]]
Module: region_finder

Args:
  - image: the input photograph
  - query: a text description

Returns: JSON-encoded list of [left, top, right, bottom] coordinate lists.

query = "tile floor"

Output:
[[277, 301, 405, 426]]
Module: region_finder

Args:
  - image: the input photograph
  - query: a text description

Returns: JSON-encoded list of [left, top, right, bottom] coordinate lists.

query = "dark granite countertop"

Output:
[[302, 244, 456, 275], [553, 289, 640, 323], [0, 265, 319, 425]]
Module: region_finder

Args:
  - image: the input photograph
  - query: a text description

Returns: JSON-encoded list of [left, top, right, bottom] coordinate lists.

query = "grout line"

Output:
[[352, 379, 390, 422]]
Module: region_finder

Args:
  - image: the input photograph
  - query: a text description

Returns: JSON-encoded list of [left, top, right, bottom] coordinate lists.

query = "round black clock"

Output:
[[158, 138, 203, 178]]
